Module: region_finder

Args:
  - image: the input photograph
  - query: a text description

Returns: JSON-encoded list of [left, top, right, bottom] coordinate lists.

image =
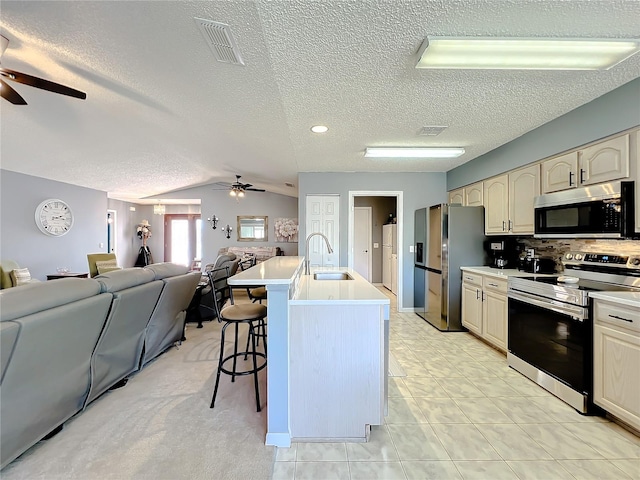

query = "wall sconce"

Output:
[[207, 215, 219, 230], [153, 202, 165, 215], [221, 224, 233, 239]]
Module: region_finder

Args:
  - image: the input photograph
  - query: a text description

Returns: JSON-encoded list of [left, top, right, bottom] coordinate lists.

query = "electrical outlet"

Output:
[[99, 243, 104, 248], [409, 245, 414, 253], [373, 243, 379, 248]]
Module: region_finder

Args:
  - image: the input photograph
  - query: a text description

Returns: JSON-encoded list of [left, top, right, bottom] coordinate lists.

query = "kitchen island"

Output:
[[228, 256, 390, 446]]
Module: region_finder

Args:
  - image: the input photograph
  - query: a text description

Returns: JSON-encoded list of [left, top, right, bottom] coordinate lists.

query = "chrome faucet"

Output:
[[305, 232, 333, 275]]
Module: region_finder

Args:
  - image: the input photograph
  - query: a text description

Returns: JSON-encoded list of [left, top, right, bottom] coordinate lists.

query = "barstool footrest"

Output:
[[219, 352, 267, 377]]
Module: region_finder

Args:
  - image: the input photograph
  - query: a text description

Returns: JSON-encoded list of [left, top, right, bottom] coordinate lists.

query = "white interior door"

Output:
[[354, 207, 372, 281], [306, 195, 340, 268]]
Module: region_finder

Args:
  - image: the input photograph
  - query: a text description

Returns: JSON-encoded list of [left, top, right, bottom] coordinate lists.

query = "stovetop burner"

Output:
[[509, 251, 640, 307]]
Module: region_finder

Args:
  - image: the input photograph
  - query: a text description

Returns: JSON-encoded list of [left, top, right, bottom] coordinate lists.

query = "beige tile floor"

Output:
[[272, 288, 640, 480]]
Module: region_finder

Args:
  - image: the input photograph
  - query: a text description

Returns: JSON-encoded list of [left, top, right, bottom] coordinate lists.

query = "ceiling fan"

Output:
[[0, 35, 87, 105], [214, 175, 266, 198]]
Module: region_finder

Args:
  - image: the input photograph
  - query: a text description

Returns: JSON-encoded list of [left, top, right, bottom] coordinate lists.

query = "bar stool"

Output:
[[239, 257, 267, 357], [208, 266, 267, 412]]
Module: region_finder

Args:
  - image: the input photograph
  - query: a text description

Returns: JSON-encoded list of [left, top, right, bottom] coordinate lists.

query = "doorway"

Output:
[[164, 214, 202, 266], [353, 207, 372, 281], [107, 210, 117, 254], [348, 191, 403, 311]]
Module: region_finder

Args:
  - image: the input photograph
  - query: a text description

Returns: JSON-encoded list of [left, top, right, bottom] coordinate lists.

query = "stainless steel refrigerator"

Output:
[[414, 204, 485, 331]]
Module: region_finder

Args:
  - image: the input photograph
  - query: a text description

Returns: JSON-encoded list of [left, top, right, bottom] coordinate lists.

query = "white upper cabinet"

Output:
[[508, 164, 540, 234], [541, 134, 630, 194], [448, 188, 464, 205], [465, 182, 484, 206], [541, 152, 578, 193], [580, 134, 630, 186], [484, 175, 509, 234], [635, 130, 640, 234]]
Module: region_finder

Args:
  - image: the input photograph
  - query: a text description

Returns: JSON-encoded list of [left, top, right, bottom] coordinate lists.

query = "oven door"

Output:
[[508, 290, 590, 396]]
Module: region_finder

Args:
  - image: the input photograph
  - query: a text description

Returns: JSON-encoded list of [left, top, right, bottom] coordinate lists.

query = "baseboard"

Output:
[[265, 432, 291, 447]]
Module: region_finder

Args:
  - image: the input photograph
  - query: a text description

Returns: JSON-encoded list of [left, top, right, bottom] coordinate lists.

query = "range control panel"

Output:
[[563, 252, 640, 269]]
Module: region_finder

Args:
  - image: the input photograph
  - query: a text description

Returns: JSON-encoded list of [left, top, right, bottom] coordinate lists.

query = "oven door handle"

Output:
[[508, 290, 586, 321]]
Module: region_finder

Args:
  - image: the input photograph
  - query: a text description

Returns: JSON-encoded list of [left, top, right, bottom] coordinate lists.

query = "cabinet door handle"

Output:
[[569, 171, 574, 186], [580, 168, 585, 184], [465, 276, 473, 281], [482, 292, 486, 301], [609, 314, 633, 323], [488, 283, 498, 287], [476, 289, 480, 300], [502, 221, 506, 231], [508, 220, 513, 231]]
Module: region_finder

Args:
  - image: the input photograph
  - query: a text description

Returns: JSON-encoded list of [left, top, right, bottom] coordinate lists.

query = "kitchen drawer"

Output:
[[483, 277, 508, 294], [462, 272, 483, 287], [594, 300, 640, 334]]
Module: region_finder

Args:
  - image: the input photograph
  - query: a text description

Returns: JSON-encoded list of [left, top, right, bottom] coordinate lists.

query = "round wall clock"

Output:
[[35, 198, 74, 236]]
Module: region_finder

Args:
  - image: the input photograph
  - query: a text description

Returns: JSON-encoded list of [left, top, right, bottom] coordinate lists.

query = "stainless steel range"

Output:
[[507, 252, 640, 413]]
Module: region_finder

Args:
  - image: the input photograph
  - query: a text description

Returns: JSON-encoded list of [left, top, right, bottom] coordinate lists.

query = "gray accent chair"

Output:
[[141, 263, 201, 367], [0, 279, 113, 469], [86, 268, 162, 404]]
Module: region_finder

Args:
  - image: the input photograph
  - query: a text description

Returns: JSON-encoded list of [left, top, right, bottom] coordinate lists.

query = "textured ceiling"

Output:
[[1, 0, 639, 202]]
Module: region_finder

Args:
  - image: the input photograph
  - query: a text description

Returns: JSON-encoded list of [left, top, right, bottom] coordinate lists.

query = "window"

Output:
[[164, 214, 201, 266]]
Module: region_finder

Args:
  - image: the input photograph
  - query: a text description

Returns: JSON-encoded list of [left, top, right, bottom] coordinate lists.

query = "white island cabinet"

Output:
[[228, 257, 390, 446]]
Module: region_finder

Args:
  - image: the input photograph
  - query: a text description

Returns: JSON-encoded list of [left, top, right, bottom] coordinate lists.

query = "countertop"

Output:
[[460, 266, 546, 279], [589, 291, 640, 308], [227, 256, 304, 286], [292, 267, 391, 309]]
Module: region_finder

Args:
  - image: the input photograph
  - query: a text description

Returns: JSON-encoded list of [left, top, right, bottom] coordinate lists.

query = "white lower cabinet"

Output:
[[593, 298, 640, 431], [461, 272, 508, 351]]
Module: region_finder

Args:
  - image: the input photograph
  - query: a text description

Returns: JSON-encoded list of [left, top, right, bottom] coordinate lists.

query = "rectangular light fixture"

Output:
[[364, 147, 465, 158], [416, 36, 640, 70]]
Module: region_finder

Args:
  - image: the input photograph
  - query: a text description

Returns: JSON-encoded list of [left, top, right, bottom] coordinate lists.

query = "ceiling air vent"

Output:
[[419, 125, 448, 136], [194, 18, 245, 66]]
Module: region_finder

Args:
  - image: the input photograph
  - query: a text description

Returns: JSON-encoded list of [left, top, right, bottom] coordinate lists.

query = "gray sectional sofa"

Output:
[[0, 264, 201, 469]]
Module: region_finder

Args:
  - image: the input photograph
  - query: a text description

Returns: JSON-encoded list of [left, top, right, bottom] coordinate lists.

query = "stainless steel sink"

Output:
[[313, 271, 353, 281]]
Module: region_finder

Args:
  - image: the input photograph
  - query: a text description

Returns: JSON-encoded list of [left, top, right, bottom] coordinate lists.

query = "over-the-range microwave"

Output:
[[534, 181, 636, 239]]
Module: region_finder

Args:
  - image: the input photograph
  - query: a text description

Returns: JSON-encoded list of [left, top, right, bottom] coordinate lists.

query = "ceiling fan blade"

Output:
[[246, 188, 266, 192], [0, 77, 27, 104], [0, 68, 86, 100]]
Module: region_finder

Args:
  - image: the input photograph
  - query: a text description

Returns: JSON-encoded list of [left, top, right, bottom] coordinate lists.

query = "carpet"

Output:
[[1, 319, 275, 480]]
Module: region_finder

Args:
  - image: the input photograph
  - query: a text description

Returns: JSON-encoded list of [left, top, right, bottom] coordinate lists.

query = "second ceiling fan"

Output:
[[218, 175, 266, 198]]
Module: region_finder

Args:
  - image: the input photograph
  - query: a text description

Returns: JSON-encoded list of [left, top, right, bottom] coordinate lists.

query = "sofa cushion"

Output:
[[0, 260, 20, 289], [95, 268, 156, 293], [95, 259, 121, 275], [144, 262, 189, 280], [10, 268, 32, 286], [0, 278, 102, 322]]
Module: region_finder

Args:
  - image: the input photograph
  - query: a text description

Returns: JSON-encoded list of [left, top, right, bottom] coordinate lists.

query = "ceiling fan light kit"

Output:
[[416, 36, 640, 70], [365, 147, 465, 158]]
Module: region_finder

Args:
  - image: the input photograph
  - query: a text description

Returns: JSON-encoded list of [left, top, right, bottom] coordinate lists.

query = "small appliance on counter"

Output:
[[517, 248, 556, 274], [484, 238, 519, 269]]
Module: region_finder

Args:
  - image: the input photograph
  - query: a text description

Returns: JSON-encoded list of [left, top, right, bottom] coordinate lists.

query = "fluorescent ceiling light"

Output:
[[416, 37, 640, 70], [364, 147, 465, 158]]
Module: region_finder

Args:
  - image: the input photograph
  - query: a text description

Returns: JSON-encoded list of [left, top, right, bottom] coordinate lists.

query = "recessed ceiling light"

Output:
[[311, 125, 329, 133], [364, 147, 465, 158], [416, 36, 640, 70]]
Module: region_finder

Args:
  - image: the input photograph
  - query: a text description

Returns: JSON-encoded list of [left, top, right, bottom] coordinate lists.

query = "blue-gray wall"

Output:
[[448, 78, 640, 190], [298, 172, 447, 310], [0, 170, 109, 280], [152, 185, 299, 267], [0, 171, 299, 279]]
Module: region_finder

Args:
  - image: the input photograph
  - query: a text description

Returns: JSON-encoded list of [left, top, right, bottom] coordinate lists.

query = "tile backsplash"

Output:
[[516, 238, 640, 272]]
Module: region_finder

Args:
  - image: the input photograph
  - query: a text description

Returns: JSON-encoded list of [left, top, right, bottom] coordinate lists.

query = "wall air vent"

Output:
[[285, 182, 295, 188], [419, 126, 448, 136], [194, 18, 245, 66]]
